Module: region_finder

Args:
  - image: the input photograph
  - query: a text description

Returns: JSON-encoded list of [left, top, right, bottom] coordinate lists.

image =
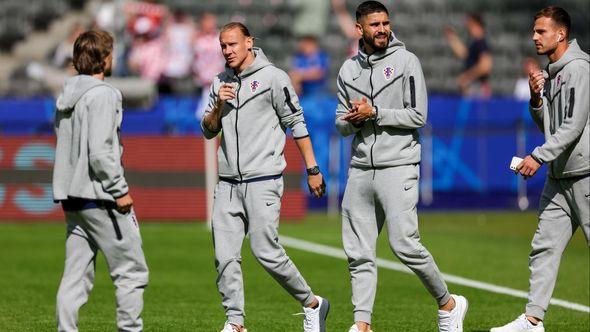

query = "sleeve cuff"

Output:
[[529, 100, 543, 111], [201, 121, 220, 139], [112, 190, 129, 199], [530, 152, 544, 165], [291, 122, 309, 138]]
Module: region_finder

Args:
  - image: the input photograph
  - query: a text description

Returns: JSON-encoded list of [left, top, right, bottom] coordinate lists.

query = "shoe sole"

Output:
[[319, 298, 330, 332]]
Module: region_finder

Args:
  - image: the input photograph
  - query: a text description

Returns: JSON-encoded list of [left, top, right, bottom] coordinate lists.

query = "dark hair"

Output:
[[72, 30, 113, 75], [221, 22, 251, 37], [535, 6, 571, 37], [356, 1, 389, 22], [467, 13, 485, 28]]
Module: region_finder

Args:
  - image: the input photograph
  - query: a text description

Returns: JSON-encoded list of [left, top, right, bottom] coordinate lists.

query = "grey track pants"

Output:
[[56, 208, 149, 332], [526, 175, 590, 320], [341, 165, 450, 324], [212, 178, 315, 326]]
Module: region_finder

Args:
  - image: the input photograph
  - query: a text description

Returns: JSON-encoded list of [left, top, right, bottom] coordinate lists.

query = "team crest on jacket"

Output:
[[383, 67, 394, 80], [250, 80, 261, 93]]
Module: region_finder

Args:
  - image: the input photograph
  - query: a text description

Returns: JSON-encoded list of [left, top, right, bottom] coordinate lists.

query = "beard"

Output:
[[104, 65, 112, 77], [362, 31, 390, 51]]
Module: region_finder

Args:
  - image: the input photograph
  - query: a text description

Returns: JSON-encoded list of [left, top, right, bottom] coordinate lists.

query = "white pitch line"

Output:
[[279, 235, 590, 313]]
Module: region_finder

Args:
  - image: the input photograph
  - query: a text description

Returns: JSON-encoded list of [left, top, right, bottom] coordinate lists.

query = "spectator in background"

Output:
[[193, 12, 225, 118], [444, 13, 493, 97], [289, 35, 330, 96], [161, 9, 195, 93], [289, 35, 331, 200], [332, 0, 359, 58], [127, 16, 168, 88], [292, 0, 330, 38], [94, 0, 128, 76], [53, 23, 85, 69], [124, 0, 168, 37], [514, 57, 540, 101]]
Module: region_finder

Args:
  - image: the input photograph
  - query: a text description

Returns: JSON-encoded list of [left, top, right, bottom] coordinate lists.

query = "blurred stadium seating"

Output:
[[0, 0, 588, 96]]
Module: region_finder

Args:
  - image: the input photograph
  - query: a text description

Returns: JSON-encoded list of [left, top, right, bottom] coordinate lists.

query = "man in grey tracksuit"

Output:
[[335, 2, 467, 332], [492, 6, 589, 332], [53, 30, 148, 332], [201, 22, 329, 332]]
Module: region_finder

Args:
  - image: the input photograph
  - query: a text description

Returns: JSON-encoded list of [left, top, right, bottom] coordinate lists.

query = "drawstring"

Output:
[[372, 168, 376, 180], [245, 182, 248, 198], [230, 184, 233, 201]]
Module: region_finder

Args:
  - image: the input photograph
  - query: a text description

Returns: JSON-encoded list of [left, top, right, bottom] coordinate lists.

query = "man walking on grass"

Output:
[[201, 22, 329, 332], [53, 30, 149, 332], [492, 6, 589, 332], [335, 2, 468, 331]]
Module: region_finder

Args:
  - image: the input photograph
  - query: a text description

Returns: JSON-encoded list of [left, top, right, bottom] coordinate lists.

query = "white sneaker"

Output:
[[220, 321, 247, 332], [348, 323, 374, 332], [302, 296, 330, 332], [438, 294, 468, 332], [490, 314, 545, 332]]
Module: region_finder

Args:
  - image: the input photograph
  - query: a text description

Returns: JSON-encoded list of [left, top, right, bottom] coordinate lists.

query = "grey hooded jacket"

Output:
[[530, 39, 589, 179], [201, 48, 309, 181], [335, 35, 427, 168], [53, 75, 128, 201]]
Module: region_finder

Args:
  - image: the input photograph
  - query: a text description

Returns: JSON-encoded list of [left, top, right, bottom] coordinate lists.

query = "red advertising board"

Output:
[[0, 136, 306, 221]]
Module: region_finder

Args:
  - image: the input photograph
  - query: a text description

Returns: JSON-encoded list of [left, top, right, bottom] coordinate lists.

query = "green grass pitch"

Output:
[[0, 212, 588, 331]]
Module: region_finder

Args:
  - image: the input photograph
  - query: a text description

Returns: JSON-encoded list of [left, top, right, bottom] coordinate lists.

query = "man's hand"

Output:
[[216, 83, 236, 108], [528, 70, 545, 108], [443, 26, 457, 40], [308, 173, 326, 198], [115, 193, 133, 214], [341, 97, 374, 124], [203, 83, 235, 134], [516, 155, 542, 179]]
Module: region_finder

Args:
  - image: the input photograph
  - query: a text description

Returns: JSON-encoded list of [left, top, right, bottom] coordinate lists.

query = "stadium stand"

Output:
[[0, 0, 588, 97]]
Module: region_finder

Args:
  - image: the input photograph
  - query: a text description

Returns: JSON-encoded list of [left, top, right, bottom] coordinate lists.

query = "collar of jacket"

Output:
[[356, 34, 405, 67], [224, 47, 273, 80], [546, 39, 590, 77]]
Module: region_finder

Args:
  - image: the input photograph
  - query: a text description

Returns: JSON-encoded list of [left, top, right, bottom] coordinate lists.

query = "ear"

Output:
[[355, 22, 363, 37], [246, 36, 254, 50], [557, 28, 565, 42]]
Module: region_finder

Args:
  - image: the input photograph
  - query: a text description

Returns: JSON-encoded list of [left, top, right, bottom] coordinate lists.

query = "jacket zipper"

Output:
[[368, 55, 377, 169], [235, 77, 243, 181]]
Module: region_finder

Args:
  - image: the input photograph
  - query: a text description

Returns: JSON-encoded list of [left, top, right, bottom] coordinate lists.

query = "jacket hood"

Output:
[[224, 47, 273, 78], [357, 33, 405, 66], [56, 75, 109, 112], [548, 39, 589, 76]]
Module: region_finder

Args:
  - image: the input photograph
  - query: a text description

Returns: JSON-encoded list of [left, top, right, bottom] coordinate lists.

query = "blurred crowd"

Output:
[[44, 0, 554, 101], [52, 0, 226, 97]]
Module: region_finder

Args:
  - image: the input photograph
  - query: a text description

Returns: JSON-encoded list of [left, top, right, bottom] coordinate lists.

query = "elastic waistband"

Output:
[[352, 163, 419, 170], [61, 198, 115, 211], [219, 174, 282, 184]]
